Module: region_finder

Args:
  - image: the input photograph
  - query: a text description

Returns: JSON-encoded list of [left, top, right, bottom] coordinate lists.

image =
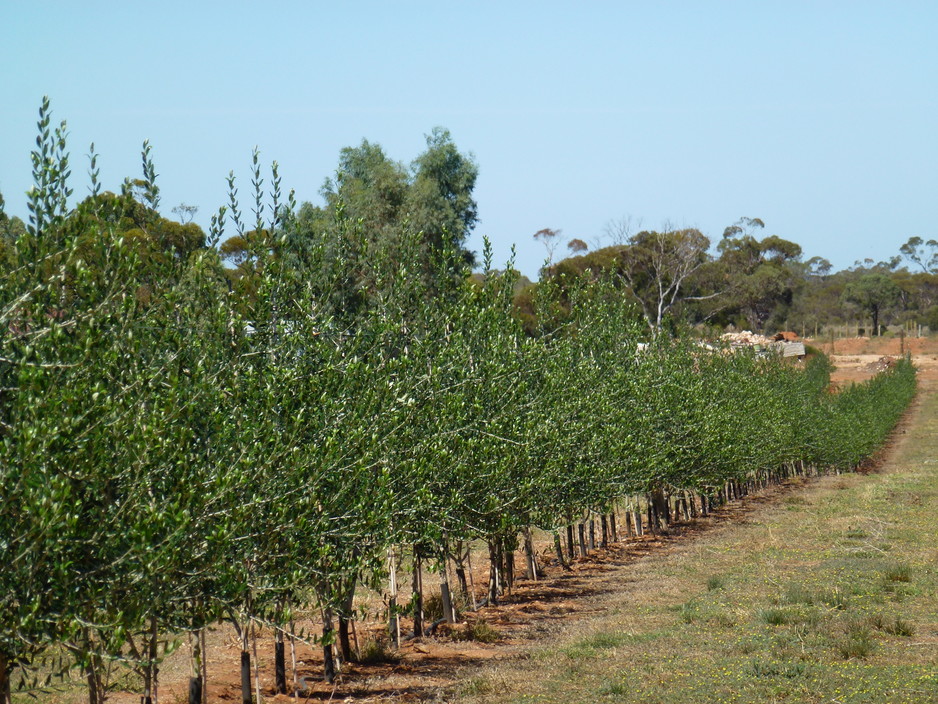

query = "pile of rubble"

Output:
[[720, 330, 773, 347], [865, 356, 897, 374]]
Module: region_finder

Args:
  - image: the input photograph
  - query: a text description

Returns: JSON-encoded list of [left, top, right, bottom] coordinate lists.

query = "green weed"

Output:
[[455, 621, 500, 644], [357, 637, 402, 665], [882, 564, 913, 583]]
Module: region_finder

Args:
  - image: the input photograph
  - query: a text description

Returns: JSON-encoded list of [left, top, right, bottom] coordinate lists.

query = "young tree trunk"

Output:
[[200, 628, 208, 704], [188, 676, 202, 704], [487, 540, 500, 606], [600, 514, 609, 547], [453, 542, 470, 601], [412, 550, 425, 638], [288, 618, 298, 697], [553, 530, 570, 570], [189, 630, 203, 704], [577, 522, 587, 556], [440, 553, 456, 624], [633, 508, 643, 536], [648, 491, 666, 531], [588, 518, 596, 551], [87, 659, 104, 704], [625, 509, 633, 537], [274, 630, 286, 695], [609, 511, 617, 541], [239, 650, 251, 704], [388, 548, 400, 646], [143, 615, 158, 704], [322, 609, 337, 684], [566, 523, 575, 560], [523, 526, 538, 581], [250, 621, 261, 704], [502, 536, 515, 592], [350, 617, 361, 662], [466, 547, 479, 610], [338, 583, 356, 662]]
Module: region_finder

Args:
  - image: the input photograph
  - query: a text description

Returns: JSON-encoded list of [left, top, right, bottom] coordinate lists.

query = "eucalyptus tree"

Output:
[[841, 273, 902, 335]]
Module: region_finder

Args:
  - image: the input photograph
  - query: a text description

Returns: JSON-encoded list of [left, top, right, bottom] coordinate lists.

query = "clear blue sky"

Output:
[[2, 1, 936, 279]]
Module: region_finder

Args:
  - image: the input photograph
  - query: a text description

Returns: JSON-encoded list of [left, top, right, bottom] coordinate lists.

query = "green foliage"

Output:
[[712, 219, 803, 330], [842, 273, 902, 334], [0, 98, 919, 700]]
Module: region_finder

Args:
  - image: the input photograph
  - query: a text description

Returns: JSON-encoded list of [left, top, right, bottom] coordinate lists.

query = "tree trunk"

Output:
[[188, 676, 202, 704], [609, 511, 617, 541], [600, 514, 609, 547], [88, 660, 104, 704], [453, 542, 469, 601], [142, 615, 158, 704], [322, 609, 337, 684], [200, 628, 208, 704], [566, 523, 575, 560], [274, 631, 286, 695], [633, 508, 643, 536], [553, 530, 570, 570], [440, 553, 456, 623], [288, 618, 298, 697], [466, 547, 479, 610], [577, 522, 587, 556], [338, 583, 356, 662], [588, 518, 596, 551], [239, 650, 251, 704], [523, 526, 538, 581], [412, 550, 424, 638], [487, 540, 500, 605], [189, 630, 204, 704], [251, 621, 261, 704], [501, 536, 515, 592], [388, 548, 400, 646]]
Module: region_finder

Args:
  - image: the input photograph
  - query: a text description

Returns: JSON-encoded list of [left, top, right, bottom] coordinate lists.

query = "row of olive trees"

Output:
[[0, 101, 916, 704]]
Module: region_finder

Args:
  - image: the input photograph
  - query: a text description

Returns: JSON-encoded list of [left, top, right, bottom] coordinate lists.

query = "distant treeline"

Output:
[[517, 218, 938, 338]]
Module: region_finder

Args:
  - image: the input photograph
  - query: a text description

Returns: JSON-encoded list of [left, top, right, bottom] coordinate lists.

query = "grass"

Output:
[[449, 384, 938, 703], [358, 636, 403, 665], [453, 621, 501, 644]]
